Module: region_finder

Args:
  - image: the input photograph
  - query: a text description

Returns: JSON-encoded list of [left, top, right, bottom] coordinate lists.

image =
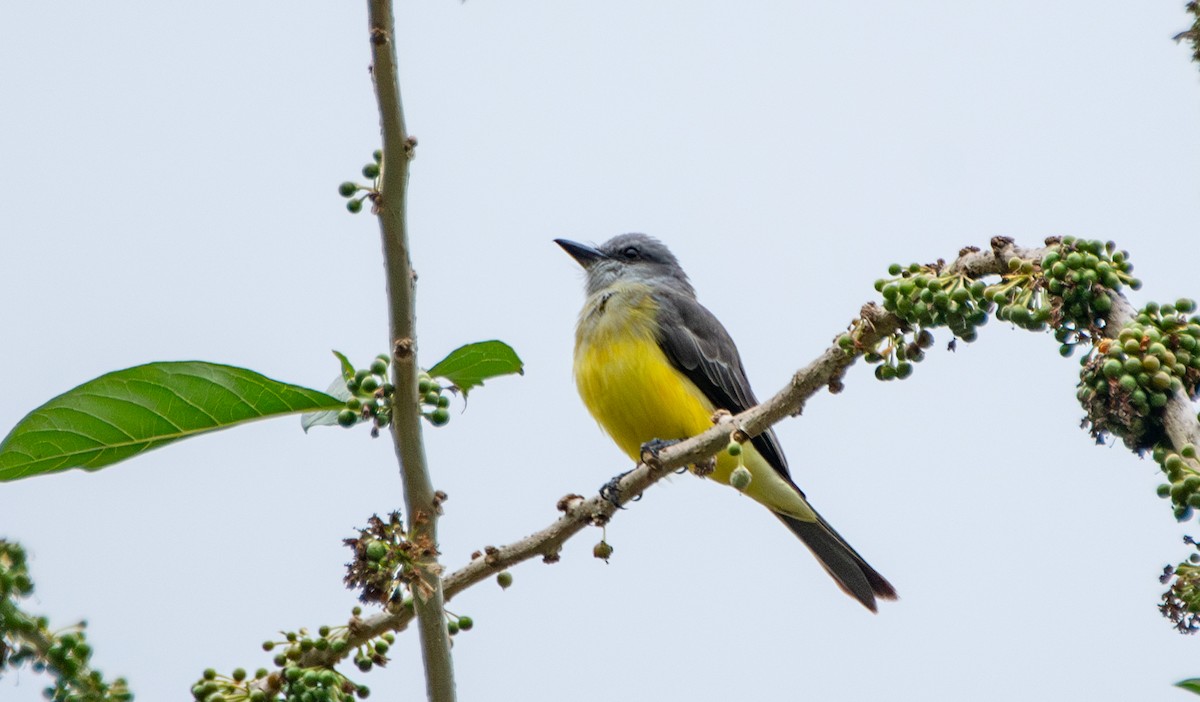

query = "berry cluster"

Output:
[[1161, 536, 1200, 634], [192, 620, 383, 702], [1154, 445, 1200, 522], [1038, 237, 1140, 356], [1078, 300, 1200, 450], [337, 150, 382, 214], [418, 373, 452, 427], [876, 264, 991, 343], [1, 540, 132, 702], [337, 355, 395, 437], [343, 512, 428, 605]]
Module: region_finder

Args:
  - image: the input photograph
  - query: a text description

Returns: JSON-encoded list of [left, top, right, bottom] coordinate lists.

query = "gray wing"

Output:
[[653, 290, 794, 483]]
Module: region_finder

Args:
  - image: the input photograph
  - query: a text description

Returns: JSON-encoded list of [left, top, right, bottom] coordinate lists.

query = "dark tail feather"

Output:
[[775, 511, 897, 612]]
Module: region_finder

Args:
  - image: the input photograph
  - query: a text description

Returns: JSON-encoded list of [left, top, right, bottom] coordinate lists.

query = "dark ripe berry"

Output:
[[337, 409, 358, 428], [338, 182, 358, 198]]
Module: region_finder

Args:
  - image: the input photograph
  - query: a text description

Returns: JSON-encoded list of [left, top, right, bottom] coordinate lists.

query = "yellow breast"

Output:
[[573, 283, 715, 462]]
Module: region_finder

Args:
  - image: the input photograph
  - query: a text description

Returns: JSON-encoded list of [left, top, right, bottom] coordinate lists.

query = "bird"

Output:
[[556, 233, 896, 611]]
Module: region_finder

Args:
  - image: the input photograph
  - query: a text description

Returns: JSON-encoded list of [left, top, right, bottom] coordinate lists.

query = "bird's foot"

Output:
[[599, 470, 637, 509], [639, 438, 681, 470]]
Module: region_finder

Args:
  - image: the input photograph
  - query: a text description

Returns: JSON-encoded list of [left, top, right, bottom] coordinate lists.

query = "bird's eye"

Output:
[[621, 246, 640, 260]]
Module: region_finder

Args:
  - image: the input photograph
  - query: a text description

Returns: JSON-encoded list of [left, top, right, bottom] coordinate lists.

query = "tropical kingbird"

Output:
[[556, 233, 896, 611]]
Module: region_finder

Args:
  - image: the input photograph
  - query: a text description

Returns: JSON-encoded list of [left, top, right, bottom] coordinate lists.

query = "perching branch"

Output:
[[300, 235, 1200, 663], [365, 1, 456, 700]]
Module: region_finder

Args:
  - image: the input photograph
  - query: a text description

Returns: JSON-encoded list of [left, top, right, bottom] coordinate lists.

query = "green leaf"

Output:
[[1177, 679, 1200, 695], [301, 376, 353, 432], [0, 361, 343, 482], [427, 340, 523, 396], [332, 349, 356, 382]]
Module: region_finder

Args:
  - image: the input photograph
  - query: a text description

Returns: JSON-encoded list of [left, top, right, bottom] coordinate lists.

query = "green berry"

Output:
[[429, 408, 450, 426], [370, 358, 389, 375], [347, 198, 364, 214], [1183, 445, 1197, 459], [203, 669, 217, 681], [436, 394, 451, 409], [423, 390, 440, 405], [373, 149, 383, 163], [1158, 483, 1172, 498], [1102, 359, 1122, 379], [730, 465, 752, 490], [363, 163, 381, 179], [337, 409, 358, 428], [359, 375, 381, 393], [447, 621, 460, 635], [338, 182, 358, 198], [496, 571, 513, 589], [365, 540, 388, 562], [592, 541, 613, 560], [894, 362, 913, 379], [726, 442, 742, 456]]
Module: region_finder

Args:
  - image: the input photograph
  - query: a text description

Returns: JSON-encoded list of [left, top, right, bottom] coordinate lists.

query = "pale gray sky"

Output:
[[2, 2, 1199, 700]]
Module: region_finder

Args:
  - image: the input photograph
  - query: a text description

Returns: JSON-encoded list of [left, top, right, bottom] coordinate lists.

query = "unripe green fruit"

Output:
[[436, 394, 451, 409], [370, 358, 389, 375], [423, 390, 440, 405], [496, 571, 513, 589], [457, 616, 474, 631], [338, 182, 358, 198], [1184, 445, 1198, 459], [887, 263, 902, 276], [373, 149, 383, 163], [1158, 483, 1173, 498], [1151, 371, 1173, 391], [365, 540, 387, 562], [362, 163, 381, 179], [347, 198, 363, 214], [726, 442, 742, 456], [359, 375, 381, 393], [895, 362, 913, 379], [592, 540, 614, 560], [337, 409, 358, 428], [1142, 356, 1161, 373], [429, 408, 450, 426], [1102, 359, 1122, 379], [730, 465, 752, 490]]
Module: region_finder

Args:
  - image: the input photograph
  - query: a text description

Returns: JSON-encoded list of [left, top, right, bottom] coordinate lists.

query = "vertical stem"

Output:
[[365, 2, 456, 700]]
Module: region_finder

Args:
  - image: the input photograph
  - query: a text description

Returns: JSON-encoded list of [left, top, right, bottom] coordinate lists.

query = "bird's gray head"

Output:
[[554, 233, 695, 298]]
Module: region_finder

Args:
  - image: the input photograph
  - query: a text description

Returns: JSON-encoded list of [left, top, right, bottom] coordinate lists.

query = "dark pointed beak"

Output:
[[554, 239, 607, 268]]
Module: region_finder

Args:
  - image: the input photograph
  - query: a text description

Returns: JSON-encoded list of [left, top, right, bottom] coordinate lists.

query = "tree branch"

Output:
[[298, 235, 1200, 667], [365, 1, 456, 700]]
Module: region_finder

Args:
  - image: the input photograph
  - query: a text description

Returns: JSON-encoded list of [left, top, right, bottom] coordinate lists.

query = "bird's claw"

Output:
[[639, 438, 681, 469], [600, 470, 633, 509]]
